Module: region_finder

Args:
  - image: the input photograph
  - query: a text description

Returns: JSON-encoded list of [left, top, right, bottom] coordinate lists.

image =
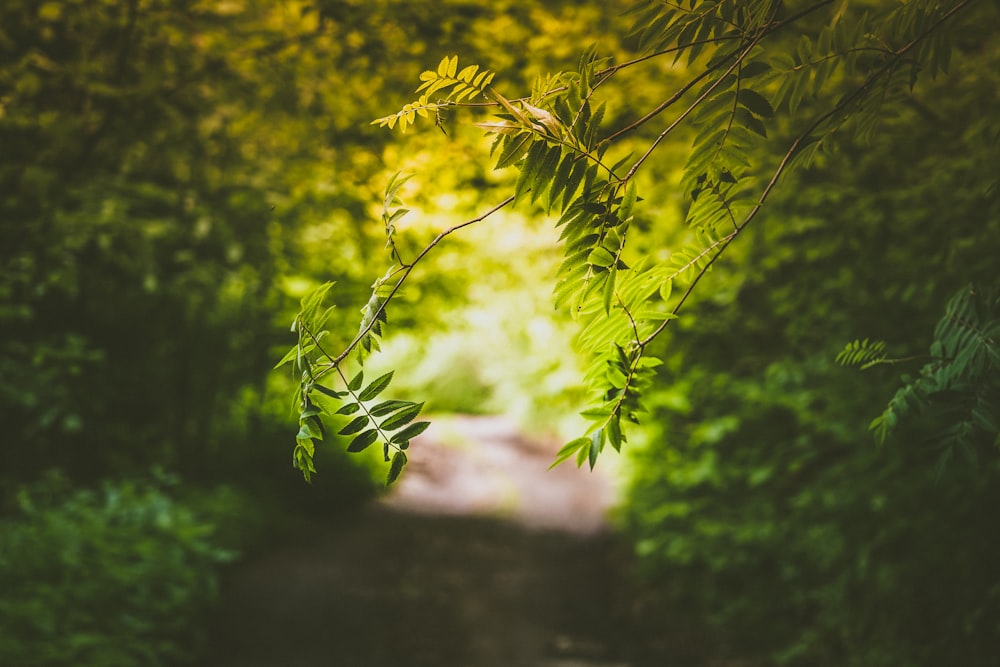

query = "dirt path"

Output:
[[200, 416, 703, 666], [379, 415, 617, 534]]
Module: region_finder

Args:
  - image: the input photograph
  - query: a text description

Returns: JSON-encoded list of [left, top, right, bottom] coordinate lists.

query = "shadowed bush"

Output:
[[0, 473, 245, 667]]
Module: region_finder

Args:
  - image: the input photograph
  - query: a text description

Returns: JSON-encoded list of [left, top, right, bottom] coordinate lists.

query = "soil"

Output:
[[199, 416, 712, 667]]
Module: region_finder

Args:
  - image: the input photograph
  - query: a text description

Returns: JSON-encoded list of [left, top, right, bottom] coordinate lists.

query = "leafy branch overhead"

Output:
[[280, 0, 985, 481]]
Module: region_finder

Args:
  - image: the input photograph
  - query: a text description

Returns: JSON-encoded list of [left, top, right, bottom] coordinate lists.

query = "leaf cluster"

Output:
[[836, 338, 888, 369], [275, 178, 433, 484], [867, 283, 1000, 474], [277, 285, 427, 484], [371, 56, 496, 132]]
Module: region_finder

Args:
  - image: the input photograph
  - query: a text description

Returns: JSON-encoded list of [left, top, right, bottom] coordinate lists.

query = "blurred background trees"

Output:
[[0, 1, 997, 665], [618, 4, 1000, 662]]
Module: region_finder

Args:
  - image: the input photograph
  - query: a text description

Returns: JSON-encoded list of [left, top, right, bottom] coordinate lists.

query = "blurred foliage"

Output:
[[839, 283, 1000, 466], [0, 0, 624, 492], [0, 0, 623, 661], [0, 472, 247, 667], [620, 9, 1000, 662]]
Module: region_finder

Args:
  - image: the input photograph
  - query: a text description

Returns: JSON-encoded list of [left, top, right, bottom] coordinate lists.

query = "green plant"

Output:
[[0, 473, 239, 667], [839, 282, 1000, 473]]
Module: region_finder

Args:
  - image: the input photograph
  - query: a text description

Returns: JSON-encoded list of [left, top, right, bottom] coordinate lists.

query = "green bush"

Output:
[[0, 473, 239, 667]]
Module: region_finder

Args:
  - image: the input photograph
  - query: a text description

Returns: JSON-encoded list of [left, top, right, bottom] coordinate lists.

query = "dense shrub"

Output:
[[0, 473, 241, 667]]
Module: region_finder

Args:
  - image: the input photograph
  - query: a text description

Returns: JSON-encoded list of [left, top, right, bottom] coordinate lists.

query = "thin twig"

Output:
[[329, 196, 515, 368]]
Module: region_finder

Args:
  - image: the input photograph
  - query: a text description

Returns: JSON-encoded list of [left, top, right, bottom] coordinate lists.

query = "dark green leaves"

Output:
[[387, 451, 407, 485], [313, 383, 346, 399], [391, 421, 431, 444], [380, 402, 424, 431], [304, 366, 426, 483], [738, 88, 774, 118], [370, 400, 412, 417], [338, 415, 369, 436], [278, 173, 443, 485], [347, 429, 379, 453], [857, 283, 1000, 461]]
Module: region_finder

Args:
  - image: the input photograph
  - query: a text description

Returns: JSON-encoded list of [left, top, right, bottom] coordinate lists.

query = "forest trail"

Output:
[[200, 416, 704, 667], [379, 414, 616, 535]]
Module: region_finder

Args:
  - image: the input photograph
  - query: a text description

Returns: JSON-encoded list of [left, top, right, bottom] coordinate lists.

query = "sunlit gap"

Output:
[[367, 195, 625, 533]]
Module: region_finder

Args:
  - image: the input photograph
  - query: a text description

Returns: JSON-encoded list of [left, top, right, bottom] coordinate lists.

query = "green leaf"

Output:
[[547, 151, 576, 212], [274, 345, 299, 369], [607, 415, 623, 452], [738, 89, 774, 118], [588, 428, 604, 470], [358, 371, 394, 401], [531, 144, 563, 205], [588, 246, 616, 268], [740, 61, 771, 78], [370, 399, 413, 417], [313, 383, 347, 399], [297, 422, 319, 441], [301, 402, 323, 418], [338, 415, 369, 436], [735, 108, 767, 137], [300, 281, 335, 319], [387, 451, 407, 485], [619, 180, 638, 220], [495, 132, 533, 170], [335, 402, 360, 415], [576, 439, 591, 467], [602, 266, 617, 314], [347, 371, 364, 392], [381, 403, 424, 431], [303, 414, 325, 440], [390, 421, 431, 444], [563, 159, 588, 211], [347, 429, 379, 453], [550, 437, 589, 469], [515, 140, 548, 203]]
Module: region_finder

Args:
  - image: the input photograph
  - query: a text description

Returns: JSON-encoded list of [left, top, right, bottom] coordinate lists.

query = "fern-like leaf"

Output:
[[837, 338, 888, 369], [372, 56, 496, 133]]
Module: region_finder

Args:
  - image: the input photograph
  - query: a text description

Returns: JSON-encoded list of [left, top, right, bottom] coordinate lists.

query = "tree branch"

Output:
[[328, 196, 515, 369]]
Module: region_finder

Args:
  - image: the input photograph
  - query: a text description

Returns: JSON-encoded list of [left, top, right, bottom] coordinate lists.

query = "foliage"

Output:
[[617, 6, 1000, 660], [622, 214, 999, 663], [371, 56, 496, 132], [267, 2, 1000, 664], [2, 0, 612, 490], [280, 0, 996, 481], [840, 283, 1000, 473], [0, 473, 241, 667], [0, 0, 334, 484], [274, 173, 477, 483]]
